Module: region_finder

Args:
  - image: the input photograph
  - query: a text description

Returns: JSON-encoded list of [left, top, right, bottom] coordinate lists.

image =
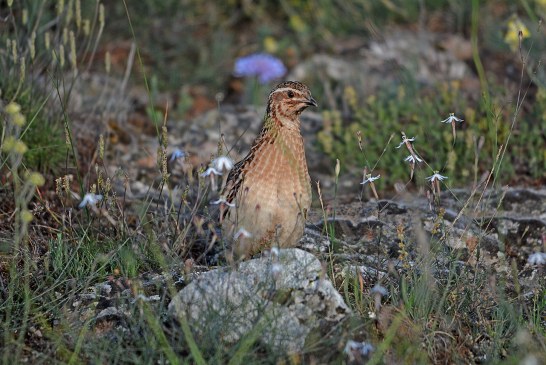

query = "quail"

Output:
[[221, 81, 317, 259]]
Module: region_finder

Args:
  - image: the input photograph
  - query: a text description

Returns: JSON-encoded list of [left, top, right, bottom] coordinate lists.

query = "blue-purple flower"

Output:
[[234, 53, 286, 84], [169, 148, 186, 162], [344, 340, 374, 361]]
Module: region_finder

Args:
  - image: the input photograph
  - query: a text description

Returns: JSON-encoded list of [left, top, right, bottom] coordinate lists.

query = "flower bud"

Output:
[[28, 172, 45, 187], [5, 102, 21, 115]]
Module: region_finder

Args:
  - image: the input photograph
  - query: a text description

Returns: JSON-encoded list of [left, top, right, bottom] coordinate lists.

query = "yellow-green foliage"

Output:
[[318, 80, 544, 187], [0, 0, 103, 174]]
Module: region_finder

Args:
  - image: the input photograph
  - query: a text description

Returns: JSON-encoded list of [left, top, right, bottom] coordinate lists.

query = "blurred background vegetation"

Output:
[[1, 0, 545, 189]]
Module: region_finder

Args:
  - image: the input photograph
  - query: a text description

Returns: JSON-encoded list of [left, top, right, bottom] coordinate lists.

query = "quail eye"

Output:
[[287, 90, 294, 98]]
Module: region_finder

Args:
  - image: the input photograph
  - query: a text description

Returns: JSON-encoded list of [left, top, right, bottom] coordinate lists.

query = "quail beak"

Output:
[[305, 97, 318, 107]]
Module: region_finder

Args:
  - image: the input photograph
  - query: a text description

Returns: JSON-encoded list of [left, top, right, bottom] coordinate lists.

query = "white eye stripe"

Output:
[[270, 88, 301, 96]]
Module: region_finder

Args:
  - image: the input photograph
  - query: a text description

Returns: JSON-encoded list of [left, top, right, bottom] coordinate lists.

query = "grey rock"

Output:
[[95, 307, 124, 322], [168, 248, 350, 353]]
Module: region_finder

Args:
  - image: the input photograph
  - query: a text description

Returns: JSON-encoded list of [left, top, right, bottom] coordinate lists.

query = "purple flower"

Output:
[[344, 340, 374, 361], [169, 148, 186, 162], [234, 53, 286, 84]]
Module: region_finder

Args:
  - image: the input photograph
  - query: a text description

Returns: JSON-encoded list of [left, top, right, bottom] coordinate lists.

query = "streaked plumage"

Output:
[[221, 81, 317, 258]]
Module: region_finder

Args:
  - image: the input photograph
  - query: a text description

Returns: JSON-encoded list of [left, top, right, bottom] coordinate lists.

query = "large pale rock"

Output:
[[168, 248, 350, 353]]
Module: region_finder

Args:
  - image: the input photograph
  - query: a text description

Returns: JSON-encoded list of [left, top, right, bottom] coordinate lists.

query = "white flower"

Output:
[[133, 294, 161, 303], [234, 227, 252, 240], [360, 174, 380, 185], [201, 167, 222, 177], [271, 263, 282, 276], [368, 311, 377, 319], [78, 193, 103, 209], [212, 156, 234, 171], [396, 136, 415, 149], [211, 197, 236, 208], [527, 252, 546, 265], [169, 148, 186, 162], [404, 155, 422, 163], [370, 284, 388, 296], [440, 113, 464, 124], [426, 172, 448, 182], [344, 340, 374, 361]]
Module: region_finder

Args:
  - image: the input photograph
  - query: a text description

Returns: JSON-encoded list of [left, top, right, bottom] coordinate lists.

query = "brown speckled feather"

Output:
[[221, 81, 317, 258]]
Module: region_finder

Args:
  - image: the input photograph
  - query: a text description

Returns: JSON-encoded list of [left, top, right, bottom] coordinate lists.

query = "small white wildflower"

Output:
[[440, 113, 464, 124], [78, 193, 103, 209], [527, 252, 546, 265], [201, 167, 222, 177], [426, 172, 448, 182], [133, 294, 160, 303], [370, 284, 388, 297], [368, 311, 377, 319], [396, 136, 415, 149], [360, 174, 380, 185], [211, 197, 236, 208], [404, 155, 422, 163], [344, 340, 374, 362], [169, 148, 186, 162], [271, 263, 282, 276], [234, 227, 252, 240], [213, 155, 234, 171]]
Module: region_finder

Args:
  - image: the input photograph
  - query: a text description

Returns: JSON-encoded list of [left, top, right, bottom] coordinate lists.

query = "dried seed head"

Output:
[[59, 44, 65, 68], [11, 39, 17, 62], [64, 124, 71, 147], [75, 0, 82, 29], [83, 19, 90, 36], [63, 175, 71, 195], [29, 32, 36, 60], [105, 51, 111, 74], [99, 4, 105, 30], [19, 57, 26, 82], [69, 31, 77, 73], [22, 9, 28, 25], [44, 32, 51, 50], [57, 0, 65, 15], [55, 177, 62, 196], [99, 134, 104, 159]]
